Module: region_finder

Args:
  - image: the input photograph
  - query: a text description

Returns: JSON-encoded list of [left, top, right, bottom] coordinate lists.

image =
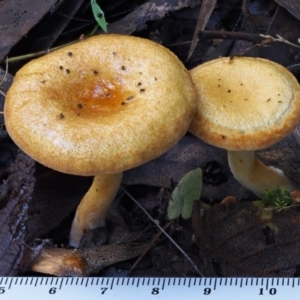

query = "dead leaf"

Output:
[[0, 151, 35, 275], [27, 0, 85, 52], [192, 201, 300, 276], [187, 0, 217, 60], [0, 0, 59, 62], [29, 243, 149, 276], [274, 0, 300, 21], [108, 0, 202, 35]]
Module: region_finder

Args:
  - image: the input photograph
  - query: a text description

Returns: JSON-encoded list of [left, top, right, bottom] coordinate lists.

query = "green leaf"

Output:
[[91, 0, 107, 32], [168, 168, 203, 220]]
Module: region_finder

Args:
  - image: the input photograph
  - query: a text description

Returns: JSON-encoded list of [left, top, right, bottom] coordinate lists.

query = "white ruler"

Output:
[[0, 277, 299, 300]]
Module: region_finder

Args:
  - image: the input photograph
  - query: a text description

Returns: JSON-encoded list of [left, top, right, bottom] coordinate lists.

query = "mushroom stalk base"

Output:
[[69, 173, 123, 247], [227, 150, 296, 197]]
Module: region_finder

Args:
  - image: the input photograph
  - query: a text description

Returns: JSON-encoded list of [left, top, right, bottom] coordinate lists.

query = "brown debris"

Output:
[[192, 201, 300, 276], [30, 247, 89, 277], [29, 243, 150, 276]]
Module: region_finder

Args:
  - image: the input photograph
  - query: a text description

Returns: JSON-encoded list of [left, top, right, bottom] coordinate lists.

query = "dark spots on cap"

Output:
[[240, 83, 243, 86], [278, 101, 282, 103], [222, 135, 226, 139], [59, 113, 64, 119], [244, 98, 248, 101], [121, 66, 126, 71], [93, 70, 99, 75], [59, 66, 63, 70], [218, 78, 221, 81], [266, 98, 271, 102], [66, 69, 70, 74], [77, 103, 83, 109], [218, 84, 221, 87], [40, 80, 46, 84], [112, 52, 117, 55], [227, 90, 231, 93], [126, 96, 134, 101], [106, 93, 111, 97], [139, 72, 142, 75], [278, 93, 281, 96], [121, 102, 125, 105], [154, 77, 157, 81], [137, 82, 142, 86], [67, 52, 73, 57], [140, 88, 145, 93]]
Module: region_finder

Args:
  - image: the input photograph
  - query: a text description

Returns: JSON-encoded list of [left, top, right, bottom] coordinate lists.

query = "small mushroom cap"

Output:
[[189, 56, 300, 151], [5, 34, 197, 175]]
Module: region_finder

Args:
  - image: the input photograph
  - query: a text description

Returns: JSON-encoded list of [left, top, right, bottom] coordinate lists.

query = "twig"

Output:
[[198, 30, 265, 44], [198, 30, 300, 49], [7, 41, 77, 63], [130, 221, 173, 272], [121, 187, 204, 277], [0, 57, 8, 86], [0, 90, 6, 98]]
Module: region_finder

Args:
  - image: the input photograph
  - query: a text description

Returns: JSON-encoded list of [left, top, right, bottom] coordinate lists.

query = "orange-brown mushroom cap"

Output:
[[5, 34, 197, 175], [189, 56, 300, 151]]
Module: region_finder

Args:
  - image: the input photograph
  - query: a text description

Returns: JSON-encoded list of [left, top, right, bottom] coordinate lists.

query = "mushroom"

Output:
[[4, 34, 197, 247], [189, 56, 300, 197]]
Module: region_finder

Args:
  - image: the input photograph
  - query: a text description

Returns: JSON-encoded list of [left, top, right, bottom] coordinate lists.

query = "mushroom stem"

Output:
[[227, 150, 296, 197], [69, 173, 123, 247]]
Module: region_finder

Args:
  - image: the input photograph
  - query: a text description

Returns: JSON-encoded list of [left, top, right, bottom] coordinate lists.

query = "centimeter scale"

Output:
[[0, 277, 299, 300]]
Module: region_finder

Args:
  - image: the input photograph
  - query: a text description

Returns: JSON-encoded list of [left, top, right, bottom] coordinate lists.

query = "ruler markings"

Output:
[[110, 278, 114, 290], [8, 278, 12, 290], [213, 278, 217, 290], [2, 277, 300, 299], [59, 278, 63, 290]]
